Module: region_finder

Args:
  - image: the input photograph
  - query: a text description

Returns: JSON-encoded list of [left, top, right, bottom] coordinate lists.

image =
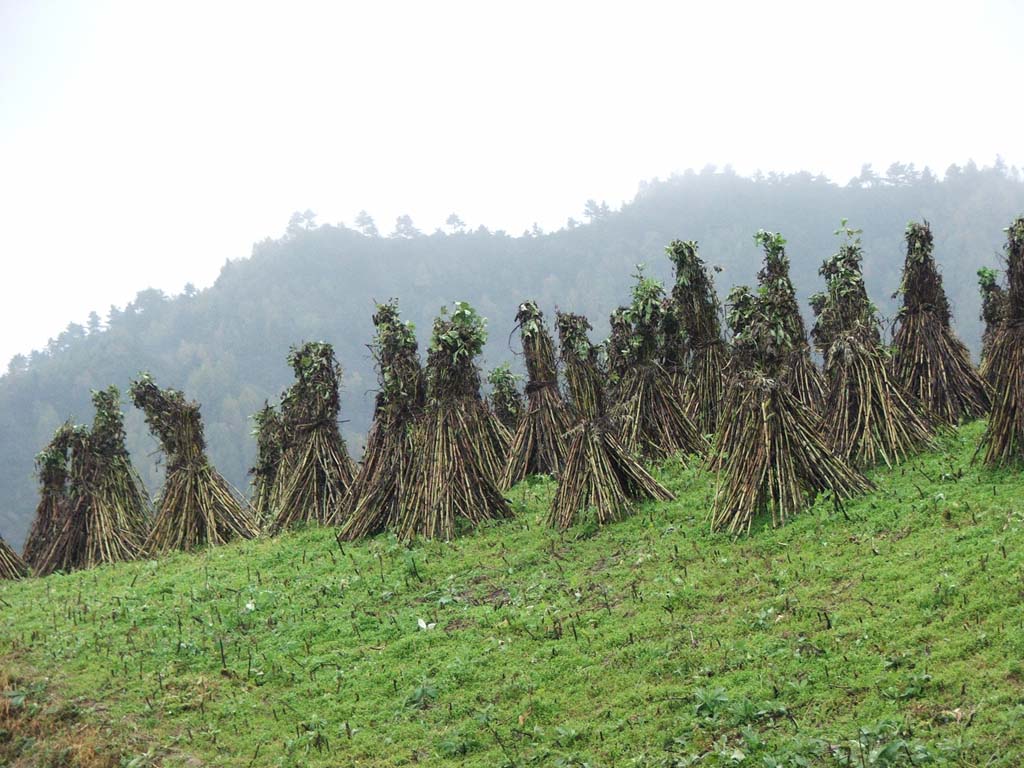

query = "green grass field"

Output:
[[2, 421, 1023, 767]]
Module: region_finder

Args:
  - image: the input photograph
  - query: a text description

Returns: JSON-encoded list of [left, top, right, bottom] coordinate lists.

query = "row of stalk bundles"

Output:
[[6, 216, 1023, 580]]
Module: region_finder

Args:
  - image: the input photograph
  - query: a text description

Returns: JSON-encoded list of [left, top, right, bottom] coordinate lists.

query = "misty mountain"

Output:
[[3, 162, 1022, 547]]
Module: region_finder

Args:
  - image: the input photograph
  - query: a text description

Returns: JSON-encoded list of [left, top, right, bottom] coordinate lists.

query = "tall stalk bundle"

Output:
[[754, 230, 824, 409], [249, 403, 284, 526], [550, 312, 673, 529], [131, 374, 257, 552], [340, 300, 425, 541], [396, 302, 512, 540], [605, 307, 633, 402], [811, 225, 934, 467], [502, 301, 572, 488], [0, 536, 27, 580], [270, 342, 356, 532], [37, 387, 151, 574], [666, 239, 729, 434], [712, 286, 758, 466], [981, 216, 1024, 465], [487, 364, 524, 431], [710, 231, 871, 533], [557, 313, 605, 422], [890, 221, 989, 424], [22, 424, 73, 568], [711, 372, 873, 534], [614, 272, 708, 461], [978, 266, 1006, 371]]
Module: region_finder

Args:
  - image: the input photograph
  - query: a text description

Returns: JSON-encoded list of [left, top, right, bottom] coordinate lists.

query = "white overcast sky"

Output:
[[1, 0, 1022, 366]]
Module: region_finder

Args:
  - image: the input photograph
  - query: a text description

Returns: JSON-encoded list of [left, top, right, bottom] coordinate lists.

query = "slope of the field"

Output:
[[2, 422, 1023, 767]]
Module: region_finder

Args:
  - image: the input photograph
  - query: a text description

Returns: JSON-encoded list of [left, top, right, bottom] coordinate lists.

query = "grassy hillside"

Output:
[[2, 421, 1023, 767]]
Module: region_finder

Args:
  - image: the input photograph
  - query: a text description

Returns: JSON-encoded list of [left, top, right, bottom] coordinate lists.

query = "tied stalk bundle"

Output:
[[397, 302, 512, 540], [550, 312, 673, 529], [613, 270, 708, 462], [711, 285, 757, 467], [604, 307, 633, 404], [753, 230, 824, 409], [22, 424, 73, 569], [487, 364, 523, 432], [981, 216, 1024, 465], [340, 300, 425, 540], [502, 301, 572, 488], [810, 223, 934, 467], [666, 239, 729, 434], [270, 342, 356, 532], [131, 374, 257, 552], [248, 402, 284, 526], [0, 536, 28, 580], [890, 221, 989, 425], [977, 266, 1006, 374], [710, 230, 871, 533], [711, 372, 873, 534], [37, 387, 151, 574]]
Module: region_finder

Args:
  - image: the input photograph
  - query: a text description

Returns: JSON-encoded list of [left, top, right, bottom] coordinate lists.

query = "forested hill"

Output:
[[2, 162, 1023, 547]]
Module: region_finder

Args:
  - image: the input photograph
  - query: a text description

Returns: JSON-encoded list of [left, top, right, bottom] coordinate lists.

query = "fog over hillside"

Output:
[[2, 161, 1023, 546]]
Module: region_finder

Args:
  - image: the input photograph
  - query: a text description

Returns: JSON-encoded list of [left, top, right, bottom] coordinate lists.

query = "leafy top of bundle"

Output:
[[898, 221, 951, 324], [811, 223, 879, 352], [88, 386, 131, 460], [729, 287, 800, 376], [666, 239, 723, 347], [621, 267, 667, 365], [726, 285, 755, 339], [427, 301, 487, 403], [35, 423, 74, 491], [977, 267, 1006, 328], [557, 312, 597, 365], [282, 342, 342, 430], [1004, 216, 1024, 321], [250, 402, 284, 478], [754, 230, 807, 342], [487, 363, 523, 424], [659, 297, 686, 369], [557, 311, 605, 419], [487, 363, 520, 389], [606, 306, 633, 380], [372, 299, 422, 414], [130, 372, 206, 464], [515, 300, 558, 384]]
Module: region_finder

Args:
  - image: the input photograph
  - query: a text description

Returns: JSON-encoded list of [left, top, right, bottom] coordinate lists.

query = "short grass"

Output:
[[2, 421, 1023, 767]]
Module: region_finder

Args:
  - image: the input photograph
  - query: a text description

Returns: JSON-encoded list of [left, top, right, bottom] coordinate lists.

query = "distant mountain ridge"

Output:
[[3, 162, 1023, 547]]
